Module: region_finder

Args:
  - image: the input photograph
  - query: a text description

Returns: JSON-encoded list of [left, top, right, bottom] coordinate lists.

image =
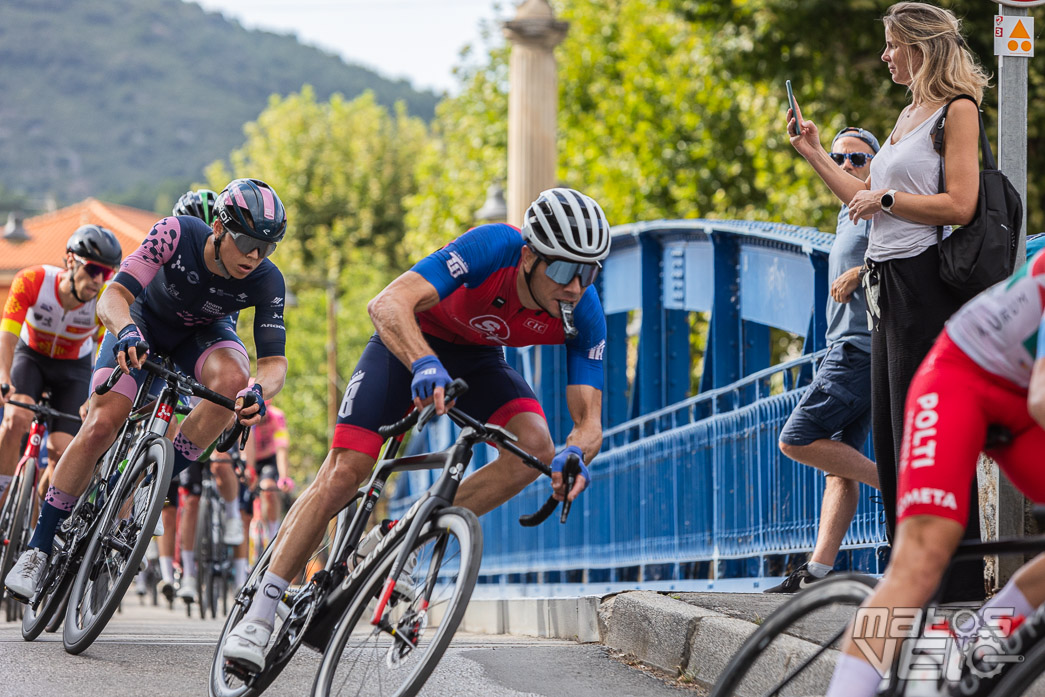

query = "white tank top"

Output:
[[865, 105, 949, 262]]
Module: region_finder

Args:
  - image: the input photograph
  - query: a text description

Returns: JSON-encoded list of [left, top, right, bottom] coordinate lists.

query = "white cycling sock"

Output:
[[807, 561, 833, 578], [233, 558, 248, 588], [225, 499, 239, 519], [182, 550, 196, 578], [825, 653, 881, 697], [160, 556, 175, 584], [243, 571, 290, 627], [955, 578, 1035, 649], [0, 474, 12, 498]]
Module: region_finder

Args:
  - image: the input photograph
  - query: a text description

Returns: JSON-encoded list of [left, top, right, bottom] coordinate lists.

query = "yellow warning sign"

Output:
[[995, 15, 1035, 57]]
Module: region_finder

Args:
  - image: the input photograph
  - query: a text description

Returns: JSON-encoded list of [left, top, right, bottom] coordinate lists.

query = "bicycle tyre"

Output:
[[197, 492, 215, 620], [982, 629, 1045, 696], [708, 573, 878, 697], [312, 506, 483, 697], [0, 461, 35, 581], [21, 561, 75, 641], [2, 461, 36, 621], [62, 437, 173, 654]]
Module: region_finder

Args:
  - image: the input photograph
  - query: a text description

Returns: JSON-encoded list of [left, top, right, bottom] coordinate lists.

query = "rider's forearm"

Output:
[[276, 447, 289, 479], [96, 283, 136, 336], [253, 356, 287, 400], [0, 330, 17, 385], [565, 421, 602, 464], [368, 293, 436, 367]]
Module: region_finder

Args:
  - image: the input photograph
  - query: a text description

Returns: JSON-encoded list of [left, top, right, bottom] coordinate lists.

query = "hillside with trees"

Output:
[[0, 0, 438, 210]]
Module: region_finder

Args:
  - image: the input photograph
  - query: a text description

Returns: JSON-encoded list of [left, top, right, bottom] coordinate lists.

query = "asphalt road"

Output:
[[0, 595, 699, 697]]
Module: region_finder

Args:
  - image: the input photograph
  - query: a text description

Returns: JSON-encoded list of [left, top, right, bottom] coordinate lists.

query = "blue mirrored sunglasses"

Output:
[[536, 253, 600, 287], [829, 152, 873, 168], [226, 230, 277, 258]]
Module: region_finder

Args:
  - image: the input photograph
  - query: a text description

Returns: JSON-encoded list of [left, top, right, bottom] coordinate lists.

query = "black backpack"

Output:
[[931, 95, 1022, 301]]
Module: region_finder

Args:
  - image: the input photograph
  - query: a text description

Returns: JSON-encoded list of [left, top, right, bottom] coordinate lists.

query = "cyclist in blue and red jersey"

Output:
[[5, 178, 290, 602], [222, 187, 611, 670], [824, 248, 1045, 696]]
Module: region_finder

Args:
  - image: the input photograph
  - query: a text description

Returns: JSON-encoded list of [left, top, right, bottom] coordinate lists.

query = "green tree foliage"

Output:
[[204, 88, 428, 476], [0, 0, 437, 210]]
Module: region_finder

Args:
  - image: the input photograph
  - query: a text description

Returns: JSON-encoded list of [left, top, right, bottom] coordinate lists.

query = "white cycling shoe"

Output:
[[4, 549, 49, 601], [178, 574, 197, 600], [223, 515, 245, 546], [222, 618, 273, 672]]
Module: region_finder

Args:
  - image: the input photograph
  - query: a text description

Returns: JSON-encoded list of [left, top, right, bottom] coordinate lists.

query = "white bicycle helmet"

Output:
[[522, 188, 610, 264]]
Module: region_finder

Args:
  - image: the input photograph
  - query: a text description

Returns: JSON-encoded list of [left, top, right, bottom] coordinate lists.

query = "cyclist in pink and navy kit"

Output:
[[222, 187, 611, 670], [825, 248, 1045, 696]]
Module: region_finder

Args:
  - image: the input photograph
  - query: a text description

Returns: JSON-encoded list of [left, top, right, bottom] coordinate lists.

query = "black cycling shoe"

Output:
[[762, 563, 831, 594]]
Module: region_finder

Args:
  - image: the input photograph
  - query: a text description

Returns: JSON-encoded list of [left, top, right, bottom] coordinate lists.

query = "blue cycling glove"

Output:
[[113, 324, 144, 359], [551, 445, 590, 484], [236, 383, 266, 418], [410, 355, 451, 402]]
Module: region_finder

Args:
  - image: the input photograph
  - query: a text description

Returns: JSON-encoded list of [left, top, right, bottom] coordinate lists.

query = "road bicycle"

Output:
[[709, 533, 1045, 697], [210, 378, 578, 697], [0, 392, 81, 622], [19, 343, 248, 652]]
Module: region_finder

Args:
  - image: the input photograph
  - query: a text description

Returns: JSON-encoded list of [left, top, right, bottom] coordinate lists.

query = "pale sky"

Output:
[[190, 0, 508, 94]]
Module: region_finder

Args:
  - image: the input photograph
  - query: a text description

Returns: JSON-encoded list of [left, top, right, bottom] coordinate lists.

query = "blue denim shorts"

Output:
[[779, 341, 872, 450]]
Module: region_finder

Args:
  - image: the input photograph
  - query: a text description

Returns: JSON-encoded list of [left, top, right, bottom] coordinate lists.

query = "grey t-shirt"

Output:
[[826, 206, 872, 353]]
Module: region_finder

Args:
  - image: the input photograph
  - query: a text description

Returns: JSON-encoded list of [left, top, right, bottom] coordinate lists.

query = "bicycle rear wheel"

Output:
[[62, 438, 173, 654], [708, 573, 878, 697], [312, 506, 483, 697]]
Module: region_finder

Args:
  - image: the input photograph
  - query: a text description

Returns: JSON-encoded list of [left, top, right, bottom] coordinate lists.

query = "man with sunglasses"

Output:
[[221, 186, 611, 671], [767, 126, 881, 593], [0, 225, 122, 507], [5, 178, 290, 602]]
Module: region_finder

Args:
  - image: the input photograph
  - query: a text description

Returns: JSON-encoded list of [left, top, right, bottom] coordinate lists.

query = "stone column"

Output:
[[503, 0, 569, 227]]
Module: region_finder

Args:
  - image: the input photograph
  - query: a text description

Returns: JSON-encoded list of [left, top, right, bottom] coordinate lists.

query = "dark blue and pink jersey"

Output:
[[95, 216, 286, 402], [113, 216, 286, 357], [410, 223, 606, 389]]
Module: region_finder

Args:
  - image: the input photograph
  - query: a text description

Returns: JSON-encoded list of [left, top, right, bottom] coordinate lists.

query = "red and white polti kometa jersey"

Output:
[[1, 265, 102, 359]]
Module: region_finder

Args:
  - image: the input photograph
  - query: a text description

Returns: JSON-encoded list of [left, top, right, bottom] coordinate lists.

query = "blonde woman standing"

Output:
[[789, 0, 987, 561], [790, 3, 1002, 694]]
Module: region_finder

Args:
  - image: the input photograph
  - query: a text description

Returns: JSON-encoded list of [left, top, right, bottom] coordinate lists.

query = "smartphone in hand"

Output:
[[786, 80, 801, 135]]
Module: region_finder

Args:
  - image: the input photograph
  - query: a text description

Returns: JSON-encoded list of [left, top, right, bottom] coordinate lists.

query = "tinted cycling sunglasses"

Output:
[[535, 252, 601, 287], [73, 255, 115, 281], [226, 230, 277, 259], [829, 152, 873, 168]]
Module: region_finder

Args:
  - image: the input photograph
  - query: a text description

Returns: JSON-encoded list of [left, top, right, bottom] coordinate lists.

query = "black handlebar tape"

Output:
[[518, 495, 559, 527]]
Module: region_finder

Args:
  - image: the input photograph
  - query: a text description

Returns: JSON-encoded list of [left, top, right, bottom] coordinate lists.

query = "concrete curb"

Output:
[[462, 590, 840, 695]]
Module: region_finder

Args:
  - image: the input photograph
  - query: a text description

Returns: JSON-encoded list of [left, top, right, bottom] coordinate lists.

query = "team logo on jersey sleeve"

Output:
[[469, 315, 510, 343], [447, 252, 469, 279]]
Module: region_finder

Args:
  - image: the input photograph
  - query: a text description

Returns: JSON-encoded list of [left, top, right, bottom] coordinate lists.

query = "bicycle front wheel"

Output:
[[2, 461, 36, 621], [196, 492, 216, 620], [62, 438, 173, 654], [708, 573, 878, 697], [312, 506, 483, 697]]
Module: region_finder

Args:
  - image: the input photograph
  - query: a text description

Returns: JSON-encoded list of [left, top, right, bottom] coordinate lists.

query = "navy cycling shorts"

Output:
[[91, 321, 247, 403], [332, 333, 545, 458], [779, 341, 872, 451]]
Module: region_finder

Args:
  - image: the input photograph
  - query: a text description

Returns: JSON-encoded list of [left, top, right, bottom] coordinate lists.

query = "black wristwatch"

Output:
[[881, 189, 898, 213]]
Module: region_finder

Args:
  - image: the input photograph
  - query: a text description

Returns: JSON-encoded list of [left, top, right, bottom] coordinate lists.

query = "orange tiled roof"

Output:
[[1, 198, 157, 272]]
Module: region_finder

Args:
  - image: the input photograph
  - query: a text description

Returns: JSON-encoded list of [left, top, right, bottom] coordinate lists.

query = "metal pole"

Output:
[[997, 3, 1030, 264], [985, 2, 1032, 590]]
